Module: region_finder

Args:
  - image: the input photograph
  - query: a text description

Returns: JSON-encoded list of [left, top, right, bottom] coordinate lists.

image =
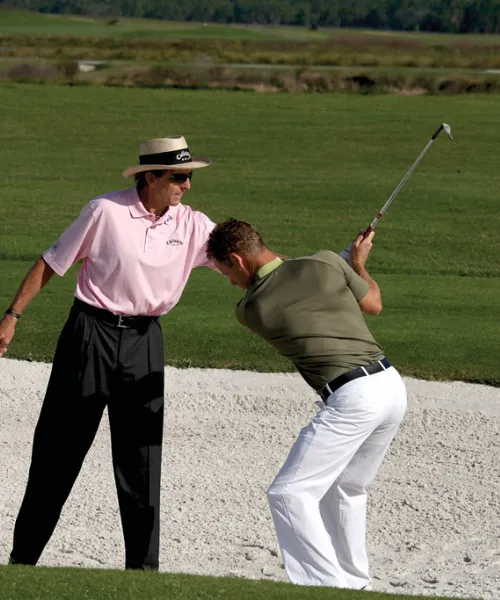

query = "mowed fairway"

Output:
[[0, 84, 499, 384]]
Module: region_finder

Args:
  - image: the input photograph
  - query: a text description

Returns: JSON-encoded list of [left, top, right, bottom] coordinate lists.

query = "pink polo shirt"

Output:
[[42, 187, 216, 316]]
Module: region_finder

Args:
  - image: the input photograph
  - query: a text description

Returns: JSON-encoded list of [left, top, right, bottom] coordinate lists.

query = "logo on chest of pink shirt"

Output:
[[166, 239, 184, 246]]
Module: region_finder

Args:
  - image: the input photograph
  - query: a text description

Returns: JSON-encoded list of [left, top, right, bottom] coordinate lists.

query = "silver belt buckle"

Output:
[[116, 315, 129, 328], [321, 382, 333, 401]]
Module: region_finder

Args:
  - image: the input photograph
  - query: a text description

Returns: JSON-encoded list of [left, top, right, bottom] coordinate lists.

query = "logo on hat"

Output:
[[176, 150, 191, 162]]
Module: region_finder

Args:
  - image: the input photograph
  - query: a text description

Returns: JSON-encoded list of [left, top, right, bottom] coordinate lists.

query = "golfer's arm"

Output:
[[355, 267, 382, 315], [5, 256, 55, 319]]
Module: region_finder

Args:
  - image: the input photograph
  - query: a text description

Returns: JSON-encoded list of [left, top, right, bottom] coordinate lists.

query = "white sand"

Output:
[[1, 357, 499, 599]]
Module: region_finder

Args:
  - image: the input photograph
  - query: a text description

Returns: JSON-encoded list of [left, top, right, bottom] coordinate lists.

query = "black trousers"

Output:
[[10, 301, 165, 570]]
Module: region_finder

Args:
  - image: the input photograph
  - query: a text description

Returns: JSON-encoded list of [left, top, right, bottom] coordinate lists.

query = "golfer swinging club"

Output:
[[207, 218, 407, 591]]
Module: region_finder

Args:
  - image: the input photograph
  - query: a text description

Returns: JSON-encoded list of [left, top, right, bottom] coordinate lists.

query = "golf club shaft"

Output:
[[367, 137, 436, 233], [340, 123, 452, 255]]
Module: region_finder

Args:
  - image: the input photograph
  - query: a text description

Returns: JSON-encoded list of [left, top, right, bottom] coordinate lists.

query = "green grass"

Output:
[[1, 84, 499, 384], [0, 565, 473, 600], [0, 9, 306, 40], [2, 8, 500, 45]]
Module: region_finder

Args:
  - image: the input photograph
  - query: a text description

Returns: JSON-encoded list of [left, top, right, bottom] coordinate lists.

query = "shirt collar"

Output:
[[254, 257, 283, 281], [128, 187, 149, 218], [128, 187, 180, 222]]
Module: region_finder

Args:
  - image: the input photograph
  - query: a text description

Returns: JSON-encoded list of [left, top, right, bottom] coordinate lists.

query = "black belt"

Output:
[[73, 298, 158, 329], [319, 357, 391, 401]]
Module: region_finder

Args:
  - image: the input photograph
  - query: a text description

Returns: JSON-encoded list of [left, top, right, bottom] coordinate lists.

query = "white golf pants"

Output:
[[267, 366, 407, 590]]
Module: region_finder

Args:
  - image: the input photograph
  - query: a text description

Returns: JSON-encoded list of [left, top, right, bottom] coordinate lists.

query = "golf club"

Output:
[[339, 123, 453, 263], [363, 123, 453, 237]]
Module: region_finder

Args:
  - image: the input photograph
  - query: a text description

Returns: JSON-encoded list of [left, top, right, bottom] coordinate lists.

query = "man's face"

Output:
[[215, 257, 252, 289], [152, 170, 192, 206]]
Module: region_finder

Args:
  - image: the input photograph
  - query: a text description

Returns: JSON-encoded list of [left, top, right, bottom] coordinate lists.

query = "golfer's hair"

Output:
[[207, 218, 267, 264], [135, 170, 167, 191]]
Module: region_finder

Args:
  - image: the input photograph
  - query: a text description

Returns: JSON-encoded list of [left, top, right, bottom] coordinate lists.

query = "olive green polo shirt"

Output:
[[235, 251, 384, 392]]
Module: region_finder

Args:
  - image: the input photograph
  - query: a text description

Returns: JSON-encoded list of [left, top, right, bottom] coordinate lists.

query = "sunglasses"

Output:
[[168, 171, 193, 184]]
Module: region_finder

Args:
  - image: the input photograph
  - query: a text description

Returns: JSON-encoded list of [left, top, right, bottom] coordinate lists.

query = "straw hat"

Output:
[[123, 135, 211, 177]]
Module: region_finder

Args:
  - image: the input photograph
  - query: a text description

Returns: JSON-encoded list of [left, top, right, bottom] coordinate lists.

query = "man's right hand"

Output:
[[0, 314, 18, 357], [0, 257, 55, 358], [350, 229, 375, 272], [348, 230, 382, 315]]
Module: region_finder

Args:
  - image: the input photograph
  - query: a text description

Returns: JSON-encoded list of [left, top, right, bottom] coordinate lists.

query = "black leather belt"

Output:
[[73, 298, 158, 329], [320, 357, 391, 401]]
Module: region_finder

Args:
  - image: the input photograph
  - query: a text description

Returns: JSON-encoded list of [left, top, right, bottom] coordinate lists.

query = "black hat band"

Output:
[[139, 148, 192, 165]]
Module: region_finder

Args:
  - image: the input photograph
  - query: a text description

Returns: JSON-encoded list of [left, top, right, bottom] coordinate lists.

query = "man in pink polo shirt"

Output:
[[0, 135, 216, 571]]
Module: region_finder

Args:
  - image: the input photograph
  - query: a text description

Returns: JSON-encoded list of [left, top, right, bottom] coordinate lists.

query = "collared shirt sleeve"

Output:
[[192, 212, 218, 270], [337, 255, 369, 301], [42, 201, 98, 276], [320, 251, 369, 301]]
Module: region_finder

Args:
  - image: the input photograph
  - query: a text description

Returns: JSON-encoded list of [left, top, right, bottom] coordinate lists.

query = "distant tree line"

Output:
[[2, 0, 500, 33]]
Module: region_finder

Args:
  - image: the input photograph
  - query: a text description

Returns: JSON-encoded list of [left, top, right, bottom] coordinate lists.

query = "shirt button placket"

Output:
[[145, 221, 155, 252]]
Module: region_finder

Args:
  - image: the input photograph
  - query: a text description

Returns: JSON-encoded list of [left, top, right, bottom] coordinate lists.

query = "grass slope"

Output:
[[0, 565, 475, 600], [1, 8, 500, 45]]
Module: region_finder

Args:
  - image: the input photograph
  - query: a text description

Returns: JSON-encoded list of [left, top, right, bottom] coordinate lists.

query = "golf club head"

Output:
[[442, 123, 454, 140], [432, 122, 454, 141]]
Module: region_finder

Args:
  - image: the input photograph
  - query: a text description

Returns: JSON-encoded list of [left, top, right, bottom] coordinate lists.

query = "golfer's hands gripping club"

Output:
[[350, 229, 375, 272], [338, 227, 374, 265]]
